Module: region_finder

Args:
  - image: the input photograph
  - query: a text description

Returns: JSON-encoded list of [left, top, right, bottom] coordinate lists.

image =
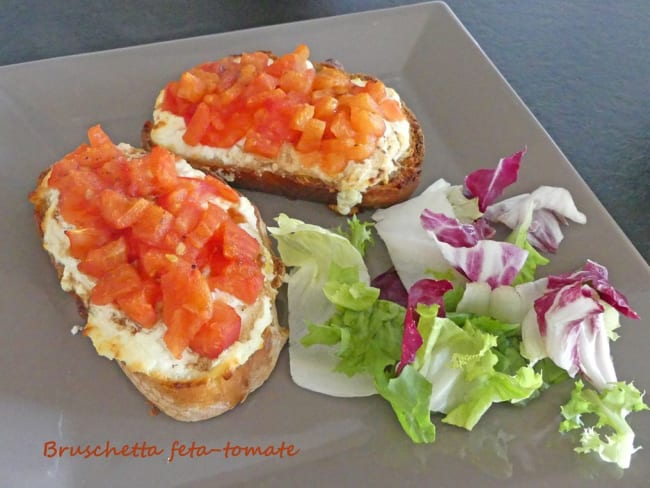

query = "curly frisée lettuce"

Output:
[[560, 380, 648, 469], [412, 304, 542, 430]]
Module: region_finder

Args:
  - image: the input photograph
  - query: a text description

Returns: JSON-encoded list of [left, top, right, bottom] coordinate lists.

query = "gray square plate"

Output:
[[1, 2, 647, 486]]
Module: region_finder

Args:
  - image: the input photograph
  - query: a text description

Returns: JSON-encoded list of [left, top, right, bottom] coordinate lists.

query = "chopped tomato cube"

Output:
[[147, 146, 178, 193], [98, 157, 131, 191], [90, 262, 142, 305], [87, 125, 113, 148], [162, 262, 212, 317], [379, 98, 405, 121], [312, 67, 351, 93], [296, 118, 325, 152], [349, 106, 385, 137], [116, 287, 157, 328], [345, 141, 375, 162], [240, 51, 271, 73], [320, 150, 349, 176], [289, 103, 315, 131], [189, 301, 241, 359], [209, 260, 264, 305], [266, 53, 306, 78], [329, 111, 356, 139], [293, 44, 310, 61], [99, 190, 150, 229], [160, 263, 213, 357], [172, 204, 203, 235], [163, 307, 205, 359], [201, 175, 240, 203], [157, 178, 202, 214], [65, 226, 114, 260], [130, 204, 173, 246], [312, 95, 338, 120], [78, 236, 128, 278], [177, 71, 207, 103], [364, 79, 387, 103], [321, 137, 354, 155], [183, 102, 211, 146], [185, 203, 228, 250], [249, 72, 279, 94], [139, 248, 176, 278], [279, 69, 315, 95], [339, 92, 381, 114], [243, 129, 283, 159], [220, 220, 260, 262]]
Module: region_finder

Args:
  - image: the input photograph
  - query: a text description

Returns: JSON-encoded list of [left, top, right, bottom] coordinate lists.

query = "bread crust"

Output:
[[118, 320, 286, 421], [142, 65, 424, 213], [30, 150, 288, 422]]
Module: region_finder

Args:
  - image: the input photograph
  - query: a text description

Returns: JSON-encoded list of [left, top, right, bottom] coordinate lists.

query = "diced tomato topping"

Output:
[[201, 175, 240, 203], [65, 226, 114, 260], [349, 106, 385, 137], [379, 98, 406, 122], [78, 236, 128, 278], [139, 248, 176, 278], [220, 220, 260, 262], [87, 125, 113, 148], [160, 263, 213, 358], [296, 118, 326, 152], [99, 190, 150, 229], [159, 44, 405, 173], [185, 203, 228, 250], [171, 204, 203, 235], [177, 71, 207, 103], [116, 287, 157, 328], [210, 260, 264, 305], [364, 79, 387, 103], [183, 101, 211, 146], [243, 129, 283, 159], [163, 307, 206, 359], [90, 262, 142, 305], [130, 204, 173, 245], [189, 301, 242, 359], [47, 126, 266, 360]]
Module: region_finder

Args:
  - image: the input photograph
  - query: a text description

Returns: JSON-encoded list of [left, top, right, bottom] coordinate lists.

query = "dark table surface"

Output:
[[2, 0, 648, 261]]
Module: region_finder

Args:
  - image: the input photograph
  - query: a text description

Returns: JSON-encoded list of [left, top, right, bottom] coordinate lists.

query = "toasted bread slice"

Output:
[[142, 48, 424, 215], [30, 133, 287, 422]]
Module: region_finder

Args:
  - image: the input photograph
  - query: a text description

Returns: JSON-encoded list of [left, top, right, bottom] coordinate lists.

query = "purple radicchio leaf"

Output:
[[546, 260, 640, 319], [371, 267, 408, 307], [525, 281, 617, 391], [398, 306, 423, 375], [420, 210, 495, 247], [397, 279, 454, 374], [484, 186, 587, 253], [421, 210, 528, 288], [464, 148, 526, 212]]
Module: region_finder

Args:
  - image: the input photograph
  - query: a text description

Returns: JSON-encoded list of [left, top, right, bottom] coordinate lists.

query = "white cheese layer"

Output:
[[41, 156, 276, 381], [151, 80, 411, 215]]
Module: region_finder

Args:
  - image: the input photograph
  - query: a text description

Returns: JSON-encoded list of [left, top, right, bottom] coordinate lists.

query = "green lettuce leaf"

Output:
[[375, 365, 437, 443], [336, 215, 375, 257], [413, 305, 543, 430], [301, 275, 404, 379], [268, 214, 375, 396], [560, 380, 649, 469], [323, 263, 379, 311]]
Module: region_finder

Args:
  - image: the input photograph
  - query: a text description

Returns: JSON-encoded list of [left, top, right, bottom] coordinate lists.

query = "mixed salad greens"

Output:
[[268, 149, 647, 470]]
